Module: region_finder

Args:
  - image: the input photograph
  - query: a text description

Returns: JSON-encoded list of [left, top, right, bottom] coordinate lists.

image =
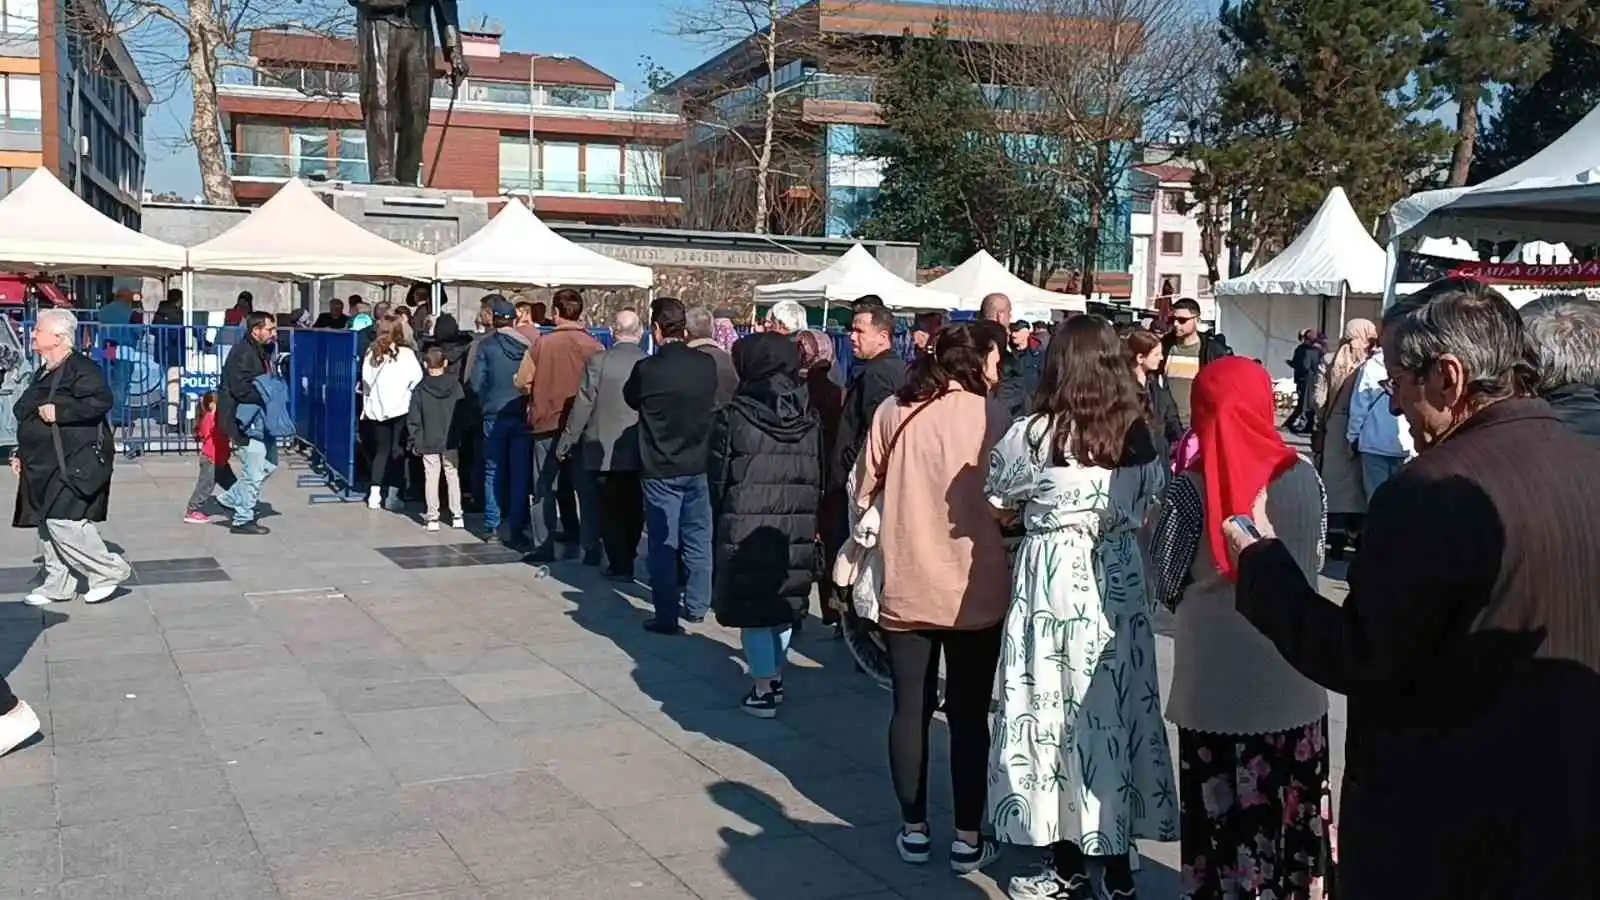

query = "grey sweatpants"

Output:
[[37, 519, 132, 601]]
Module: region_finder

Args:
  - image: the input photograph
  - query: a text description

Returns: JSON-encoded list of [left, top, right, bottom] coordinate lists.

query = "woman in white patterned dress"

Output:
[[986, 315, 1178, 900]]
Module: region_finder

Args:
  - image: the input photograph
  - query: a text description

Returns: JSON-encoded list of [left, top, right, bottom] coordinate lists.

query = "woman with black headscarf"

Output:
[[707, 332, 822, 718]]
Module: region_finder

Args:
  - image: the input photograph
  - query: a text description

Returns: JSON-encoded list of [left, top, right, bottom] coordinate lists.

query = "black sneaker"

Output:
[[482, 533, 501, 545], [682, 613, 706, 625], [896, 827, 931, 865], [950, 837, 1001, 875], [740, 687, 779, 718], [771, 680, 784, 704], [524, 545, 556, 564], [583, 548, 604, 567], [229, 521, 270, 536], [642, 618, 682, 635]]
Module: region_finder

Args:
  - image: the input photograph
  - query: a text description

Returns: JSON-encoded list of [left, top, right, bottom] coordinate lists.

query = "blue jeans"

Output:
[[218, 438, 277, 526], [741, 626, 793, 680], [482, 417, 531, 537], [643, 474, 713, 624], [1360, 452, 1406, 501]]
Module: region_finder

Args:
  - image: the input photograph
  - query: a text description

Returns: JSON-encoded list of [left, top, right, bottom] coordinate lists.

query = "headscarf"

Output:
[[1189, 357, 1299, 582], [796, 328, 835, 374], [1322, 318, 1378, 416], [433, 313, 460, 341], [713, 316, 739, 353], [733, 331, 799, 384], [348, 313, 374, 332]]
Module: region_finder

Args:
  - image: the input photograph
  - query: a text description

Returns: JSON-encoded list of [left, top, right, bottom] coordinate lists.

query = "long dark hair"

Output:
[[1035, 315, 1154, 468], [897, 322, 998, 404]]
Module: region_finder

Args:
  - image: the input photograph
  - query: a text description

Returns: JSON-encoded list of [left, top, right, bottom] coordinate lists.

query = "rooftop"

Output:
[[248, 30, 620, 88]]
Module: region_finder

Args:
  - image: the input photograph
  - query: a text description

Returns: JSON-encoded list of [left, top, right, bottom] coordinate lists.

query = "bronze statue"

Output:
[[352, 0, 470, 186]]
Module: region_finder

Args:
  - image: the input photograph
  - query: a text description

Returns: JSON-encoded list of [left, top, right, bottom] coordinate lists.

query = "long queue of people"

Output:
[[2, 279, 1598, 900]]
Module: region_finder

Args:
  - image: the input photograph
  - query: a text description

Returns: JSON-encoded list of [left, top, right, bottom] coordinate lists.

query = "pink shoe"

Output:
[[183, 511, 211, 524]]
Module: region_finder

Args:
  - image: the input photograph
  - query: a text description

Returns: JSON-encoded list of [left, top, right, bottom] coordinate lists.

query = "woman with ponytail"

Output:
[[1148, 356, 1333, 900]]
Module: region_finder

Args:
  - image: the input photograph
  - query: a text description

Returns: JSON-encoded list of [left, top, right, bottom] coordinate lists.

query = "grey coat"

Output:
[[557, 340, 645, 471]]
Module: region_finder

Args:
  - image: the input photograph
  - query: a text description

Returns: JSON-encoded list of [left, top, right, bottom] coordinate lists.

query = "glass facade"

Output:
[[495, 135, 667, 197], [242, 66, 619, 113], [1, 74, 39, 132], [1, 0, 35, 34]]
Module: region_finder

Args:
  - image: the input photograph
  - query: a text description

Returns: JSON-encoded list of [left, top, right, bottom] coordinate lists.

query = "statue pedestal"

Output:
[[310, 182, 494, 317]]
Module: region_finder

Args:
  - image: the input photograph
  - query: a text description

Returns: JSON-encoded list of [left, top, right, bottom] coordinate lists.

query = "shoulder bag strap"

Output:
[[868, 392, 941, 505]]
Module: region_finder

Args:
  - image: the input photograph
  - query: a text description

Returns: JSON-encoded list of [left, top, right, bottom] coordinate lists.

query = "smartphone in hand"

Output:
[[1227, 514, 1264, 541]]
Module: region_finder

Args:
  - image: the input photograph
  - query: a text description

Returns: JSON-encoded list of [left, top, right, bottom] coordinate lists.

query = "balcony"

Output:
[[500, 169, 682, 201], [231, 152, 368, 183]]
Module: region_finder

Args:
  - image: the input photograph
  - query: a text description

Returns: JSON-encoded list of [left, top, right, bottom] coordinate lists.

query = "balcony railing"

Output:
[[500, 170, 683, 200], [231, 152, 368, 182], [220, 68, 631, 115]]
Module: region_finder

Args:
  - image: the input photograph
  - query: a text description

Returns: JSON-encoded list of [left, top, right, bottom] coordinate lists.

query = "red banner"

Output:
[[1449, 260, 1600, 284]]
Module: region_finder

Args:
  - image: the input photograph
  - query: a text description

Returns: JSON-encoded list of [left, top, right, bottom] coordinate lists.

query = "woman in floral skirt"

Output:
[[1148, 357, 1333, 899], [986, 315, 1177, 900]]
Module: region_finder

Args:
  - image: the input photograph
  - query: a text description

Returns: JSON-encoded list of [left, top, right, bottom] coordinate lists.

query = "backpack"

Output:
[[238, 371, 296, 441]]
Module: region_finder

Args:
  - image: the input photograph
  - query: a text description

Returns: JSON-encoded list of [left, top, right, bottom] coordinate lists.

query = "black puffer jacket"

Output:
[[708, 334, 822, 629]]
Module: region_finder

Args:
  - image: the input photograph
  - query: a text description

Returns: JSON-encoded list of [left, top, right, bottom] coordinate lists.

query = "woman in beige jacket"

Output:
[[854, 322, 1012, 877], [1311, 318, 1375, 555]]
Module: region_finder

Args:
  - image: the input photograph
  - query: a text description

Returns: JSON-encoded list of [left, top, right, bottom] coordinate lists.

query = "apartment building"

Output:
[[0, 0, 148, 228], [1129, 160, 1217, 320], [217, 24, 684, 226]]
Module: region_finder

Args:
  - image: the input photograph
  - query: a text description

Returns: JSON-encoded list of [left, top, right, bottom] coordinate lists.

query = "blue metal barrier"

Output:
[[286, 329, 359, 493]]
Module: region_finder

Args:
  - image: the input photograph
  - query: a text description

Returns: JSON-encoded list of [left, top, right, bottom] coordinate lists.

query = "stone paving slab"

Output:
[[0, 453, 1351, 898]]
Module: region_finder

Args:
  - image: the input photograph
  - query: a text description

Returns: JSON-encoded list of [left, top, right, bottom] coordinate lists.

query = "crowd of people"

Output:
[[2, 278, 1599, 900]]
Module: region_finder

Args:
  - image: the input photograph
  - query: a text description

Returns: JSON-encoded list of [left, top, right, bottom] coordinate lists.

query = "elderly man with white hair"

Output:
[[557, 309, 650, 580], [763, 300, 808, 336], [1520, 292, 1600, 439], [11, 308, 131, 607]]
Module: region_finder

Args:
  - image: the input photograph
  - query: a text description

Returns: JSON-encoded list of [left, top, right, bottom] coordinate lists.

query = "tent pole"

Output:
[[1382, 240, 1399, 311], [1338, 284, 1347, 339]]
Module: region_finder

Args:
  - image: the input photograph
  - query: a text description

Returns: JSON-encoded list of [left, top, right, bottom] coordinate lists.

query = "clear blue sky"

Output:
[[143, 0, 711, 197]]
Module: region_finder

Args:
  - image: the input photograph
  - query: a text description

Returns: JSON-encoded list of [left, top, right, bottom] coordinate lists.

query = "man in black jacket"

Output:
[[833, 304, 904, 496], [1520, 292, 1600, 439], [1285, 329, 1324, 433], [981, 292, 1029, 419], [1159, 297, 1227, 427], [624, 297, 720, 634], [216, 311, 277, 535]]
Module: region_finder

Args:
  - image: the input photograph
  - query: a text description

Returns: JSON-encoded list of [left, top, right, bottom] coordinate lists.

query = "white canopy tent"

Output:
[[755, 244, 961, 312], [434, 199, 652, 288], [186, 179, 435, 283], [1384, 103, 1600, 250], [1214, 187, 1386, 378], [922, 249, 1085, 319], [0, 169, 186, 276]]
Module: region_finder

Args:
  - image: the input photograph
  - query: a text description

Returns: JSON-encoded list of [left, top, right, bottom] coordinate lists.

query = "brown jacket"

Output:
[[1237, 398, 1600, 900], [516, 324, 603, 435]]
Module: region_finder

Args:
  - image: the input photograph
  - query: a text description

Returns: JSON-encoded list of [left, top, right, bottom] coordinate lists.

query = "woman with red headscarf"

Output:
[[1147, 356, 1333, 900]]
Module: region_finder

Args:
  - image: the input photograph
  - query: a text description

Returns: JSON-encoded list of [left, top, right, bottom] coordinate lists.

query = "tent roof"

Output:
[[922, 250, 1086, 314], [0, 169, 186, 275], [754, 244, 960, 311], [1384, 102, 1600, 245], [186, 180, 434, 281], [1215, 187, 1386, 297], [435, 200, 651, 288]]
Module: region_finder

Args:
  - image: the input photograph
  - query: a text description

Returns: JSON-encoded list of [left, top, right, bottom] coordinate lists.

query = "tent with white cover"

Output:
[[923, 249, 1085, 319], [1214, 187, 1386, 378], [434, 199, 652, 288], [755, 243, 960, 311], [186, 179, 434, 282], [0, 169, 186, 275], [1384, 102, 1600, 249]]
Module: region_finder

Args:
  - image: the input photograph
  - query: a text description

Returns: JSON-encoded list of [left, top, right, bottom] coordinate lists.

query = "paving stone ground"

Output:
[[0, 451, 1349, 899]]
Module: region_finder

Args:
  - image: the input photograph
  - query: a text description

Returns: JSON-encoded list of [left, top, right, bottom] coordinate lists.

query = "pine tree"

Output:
[[1424, 0, 1555, 187], [1192, 0, 1451, 267], [1473, 11, 1600, 181]]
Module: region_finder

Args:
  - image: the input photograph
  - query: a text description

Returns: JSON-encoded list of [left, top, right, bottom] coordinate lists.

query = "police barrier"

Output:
[[285, 328, 359, 492]]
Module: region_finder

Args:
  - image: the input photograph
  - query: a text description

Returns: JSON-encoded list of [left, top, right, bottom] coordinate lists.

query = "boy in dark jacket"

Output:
[[408, 347, 466, 532], [708, 333, 822, 718]]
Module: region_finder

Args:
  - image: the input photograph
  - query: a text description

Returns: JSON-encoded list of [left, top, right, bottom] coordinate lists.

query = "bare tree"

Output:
[[956, 0, 1211, 293], [661, 0, 856, 234], [89, 0, 349, 205]]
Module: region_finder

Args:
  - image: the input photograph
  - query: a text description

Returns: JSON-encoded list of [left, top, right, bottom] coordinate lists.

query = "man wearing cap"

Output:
[[1010, 320, 1043, 402], [469, 294, 536, 546]]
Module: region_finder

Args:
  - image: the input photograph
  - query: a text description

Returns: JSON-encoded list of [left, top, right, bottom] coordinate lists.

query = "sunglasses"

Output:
[[1171, 316, 1196, 324]]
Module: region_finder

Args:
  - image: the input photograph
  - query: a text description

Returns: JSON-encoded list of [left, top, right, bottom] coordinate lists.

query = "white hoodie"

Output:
[[361, 345, 424, 421]]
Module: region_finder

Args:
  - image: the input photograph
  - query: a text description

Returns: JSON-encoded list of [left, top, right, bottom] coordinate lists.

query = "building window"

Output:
[[1197, 274, 1212, 295], [2, 0, 36, 35], [541, 141, 580, 192], [1159, 273, 1183, 300], [1161, 189, 1185, 214], [235, 123, 286, 176], [585, 144, 621, 195], [625, 146, 663, 196], [467, 80, 532, 105], [2, 74, 40, 132], [543, 86, 611, 110], [336, 129, 366, 181], [290, 128, 330, 178], [499, 134, 534, 191], [826, 185, 878, 239], [1160, 231, 1184, 255]]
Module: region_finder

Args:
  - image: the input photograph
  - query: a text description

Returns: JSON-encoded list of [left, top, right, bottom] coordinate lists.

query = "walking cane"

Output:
[[425, 75, 461, 189]]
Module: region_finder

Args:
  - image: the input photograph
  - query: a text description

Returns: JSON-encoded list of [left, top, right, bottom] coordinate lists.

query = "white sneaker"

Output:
[[384, 489, 405, 512], [83, 579, 125, 604], [0, 699, 42, 757], [21, 592, 58, 607], [452, 517, 466, 529], [426, 520, 440, 532], [367, 487, 382, 510]]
